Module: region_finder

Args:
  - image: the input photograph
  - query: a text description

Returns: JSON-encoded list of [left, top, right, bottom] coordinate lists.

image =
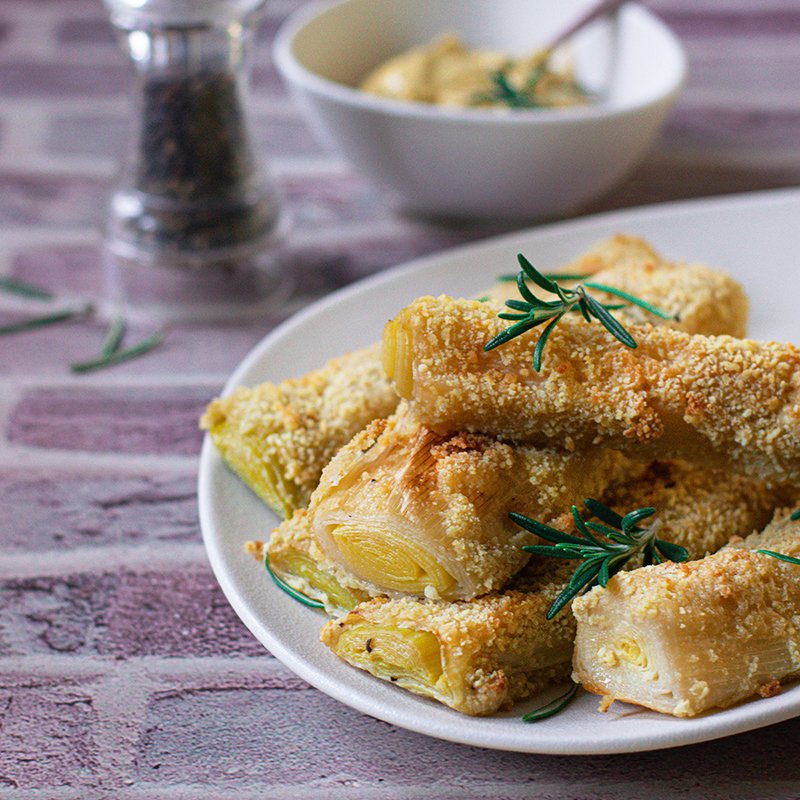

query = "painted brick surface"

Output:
[[0, 678, 99, 790], [11, 242, 105, 297], [0, 171, 108, 227], [0, 314, 272, 377], [0, 471, 199, 552], [8, 386, 213, 455], [0, 565, 267, 658], [136, 681, 800, 796], [100, 567, 269, 658], [0, 63, 129, 98]]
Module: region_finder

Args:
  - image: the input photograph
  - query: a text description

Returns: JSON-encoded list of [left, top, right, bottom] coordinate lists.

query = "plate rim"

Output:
[[199, 185, 800, 755]]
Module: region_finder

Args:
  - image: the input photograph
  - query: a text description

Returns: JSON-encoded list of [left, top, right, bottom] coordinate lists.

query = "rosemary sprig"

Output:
[[497, 272, 590, 283], [756, 509, 800, 565], [522, 682, 580, 723], [484, 254, 675, 371], [0, 274, 53, 300], [265, 553, 325, 610], [69, 329, 163, 374], [513, 499, 689, 620], [100, 315, 127, 359], [473, 62, 547, 108], [0, 305, 92, 335], [757, 550, 800, 566]]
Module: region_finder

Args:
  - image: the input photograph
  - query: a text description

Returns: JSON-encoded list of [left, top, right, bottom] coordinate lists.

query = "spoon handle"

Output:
[[544, 0, 629, 53]]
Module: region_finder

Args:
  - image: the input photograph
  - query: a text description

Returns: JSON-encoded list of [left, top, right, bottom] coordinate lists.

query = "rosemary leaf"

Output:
[[100, 315, 127, 359], [0, 275, 53, 300], [70, 330, 163, 374], [655, 539, 688, 562], [756, 549, 800, 566], [584, 281, 677, 320], [0, 306, 91, 335], [516, 499, 689, 620], [532, 312, 563, 371], [622, 507, 657, 531], [484, 316, 542, 351], [265, 553, 325, 609], [522, 682, 580, 722], [497, 272, 590, 283], [513, 512, 586, 546], [584, 498, 624, 529], [580, 289, 638, 349], [485, 254, 674, 371], [518, 253, 558, 294]]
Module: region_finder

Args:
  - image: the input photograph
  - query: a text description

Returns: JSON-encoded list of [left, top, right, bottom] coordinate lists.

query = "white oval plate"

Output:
[[199, 187, 800, 754]]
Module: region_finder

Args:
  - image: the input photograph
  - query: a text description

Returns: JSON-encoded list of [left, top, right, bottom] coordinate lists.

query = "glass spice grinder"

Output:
[[104, 0, 287, 319]]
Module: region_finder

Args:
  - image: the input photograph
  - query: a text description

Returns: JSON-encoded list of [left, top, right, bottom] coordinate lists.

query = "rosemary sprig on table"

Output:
[[757, 509, 800, 565], [0, 277, 162, 372], [265, 553, 325, 610], [512, 499, 689, 620], [0, 305, 93, 335], [484, 254, 675, 371], [70, 323, 163, 374], [0, 274, 53, 300]]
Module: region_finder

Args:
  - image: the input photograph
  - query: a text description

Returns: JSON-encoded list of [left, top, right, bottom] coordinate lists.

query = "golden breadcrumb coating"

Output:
[[565, 234, 664, 275], [308, 404, 637, 601], [319, 464, 779, 715], [572, 509, 800, 717], [321, 560, 576, 716], [606, 461, 778, 559], [201, 343, 398, 516], [203, 235, 746, 517], [384, 296, 800, 487]]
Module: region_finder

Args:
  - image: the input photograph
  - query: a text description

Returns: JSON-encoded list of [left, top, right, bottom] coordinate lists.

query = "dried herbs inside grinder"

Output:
[[105, 0, 283, 271]]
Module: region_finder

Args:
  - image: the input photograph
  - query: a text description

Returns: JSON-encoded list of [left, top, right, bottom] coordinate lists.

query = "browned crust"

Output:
[[387, 296, 800, 487]]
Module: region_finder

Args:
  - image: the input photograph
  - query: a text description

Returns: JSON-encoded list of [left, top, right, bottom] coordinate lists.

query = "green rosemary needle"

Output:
[[756, 509, 800, 565], [513, 499, 689, 620], [484, 254, 675, 371], [0, 305, 92, 335], [0, 274, 53, 300], [100, 315, 127, 359], [473, 62, 547, 108], [522, 682, 580, 723], [70, 330, 163, 374], [497, 272, 591, 283], [265, 552, 325, 610]]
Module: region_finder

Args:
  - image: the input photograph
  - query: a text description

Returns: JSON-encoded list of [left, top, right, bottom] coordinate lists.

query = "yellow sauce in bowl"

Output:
[[360, 34, 591, 109]]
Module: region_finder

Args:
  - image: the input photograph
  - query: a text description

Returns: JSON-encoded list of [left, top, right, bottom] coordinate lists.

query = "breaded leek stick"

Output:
[[201, 343, 398, 517], [319, 462, 776, 714], [321, 560, 576, 716], [265, 510, 370, 616], [605, 461, 778, 559], [489, 236, 748, 337], [572, 509, 800, 718], [309, 404, 637, 601], [384, 296, 800, 487], [203, 238, 746, 517]]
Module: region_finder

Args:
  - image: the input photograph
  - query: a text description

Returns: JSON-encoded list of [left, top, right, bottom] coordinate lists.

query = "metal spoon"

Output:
[[541, 0, 629, 55]]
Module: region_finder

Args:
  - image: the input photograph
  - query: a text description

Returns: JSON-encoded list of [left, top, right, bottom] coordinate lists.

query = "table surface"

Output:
[[2, 1, 800, 797]]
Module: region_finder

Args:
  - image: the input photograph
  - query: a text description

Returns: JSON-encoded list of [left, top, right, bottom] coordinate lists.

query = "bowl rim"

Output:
[[272, 0, 688, 126]]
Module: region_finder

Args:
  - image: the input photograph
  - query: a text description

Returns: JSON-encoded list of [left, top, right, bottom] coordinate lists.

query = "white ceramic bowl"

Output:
[[273, 0, 686, 220]]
